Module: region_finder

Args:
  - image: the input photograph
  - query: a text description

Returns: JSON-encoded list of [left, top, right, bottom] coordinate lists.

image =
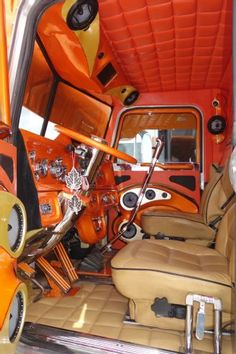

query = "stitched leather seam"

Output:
[[111, 266, 232, 288]]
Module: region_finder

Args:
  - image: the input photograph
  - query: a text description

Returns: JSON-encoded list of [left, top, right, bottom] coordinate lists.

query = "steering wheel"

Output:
[[55, 125, 137, 164]]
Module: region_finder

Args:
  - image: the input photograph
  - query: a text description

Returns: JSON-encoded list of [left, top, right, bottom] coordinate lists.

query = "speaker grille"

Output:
[[67, 0, 98, 31]]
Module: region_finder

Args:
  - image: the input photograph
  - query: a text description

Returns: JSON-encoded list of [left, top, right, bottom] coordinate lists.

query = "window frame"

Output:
[[113, 106, 202, 169]]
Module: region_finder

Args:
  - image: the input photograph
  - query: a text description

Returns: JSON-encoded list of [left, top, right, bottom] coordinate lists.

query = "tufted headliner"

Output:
[[98, 0, 232, 93]]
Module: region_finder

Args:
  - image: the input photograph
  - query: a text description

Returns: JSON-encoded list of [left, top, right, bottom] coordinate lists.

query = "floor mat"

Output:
[[26, 282, 233, 353]]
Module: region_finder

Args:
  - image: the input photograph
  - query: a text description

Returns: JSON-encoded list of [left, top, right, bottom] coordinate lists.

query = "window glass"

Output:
[[117, 111, 198, 164], [19, 107, 59, 140]]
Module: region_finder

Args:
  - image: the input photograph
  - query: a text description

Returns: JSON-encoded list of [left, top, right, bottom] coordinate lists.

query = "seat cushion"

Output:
[[141, 211, 215, 243], [111, 240, 232, 329]]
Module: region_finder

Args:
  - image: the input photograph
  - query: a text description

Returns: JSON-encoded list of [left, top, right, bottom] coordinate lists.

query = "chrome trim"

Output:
[[9, 0, 62, 137], [19, 207, 78, 263], [17, 323, 180, 354]]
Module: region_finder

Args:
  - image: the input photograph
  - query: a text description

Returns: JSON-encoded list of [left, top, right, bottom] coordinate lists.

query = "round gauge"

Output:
[[8, 204, 24, 252], [207, 115, 226, 135], [67, 0, 98, 31], [9, 292, 24, 342]]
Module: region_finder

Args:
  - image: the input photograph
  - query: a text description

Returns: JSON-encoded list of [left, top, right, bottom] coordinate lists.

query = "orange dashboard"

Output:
[[20, 130, 73, 192], [20, 130, 119, 228], [20, 130, 74, 226]]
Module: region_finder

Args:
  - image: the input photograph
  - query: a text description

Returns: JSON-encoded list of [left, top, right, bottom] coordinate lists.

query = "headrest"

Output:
[[229, 147, 236, 193]]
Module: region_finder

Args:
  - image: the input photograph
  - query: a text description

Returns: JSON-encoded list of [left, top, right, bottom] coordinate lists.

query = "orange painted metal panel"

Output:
[[0, 248, 20, 329], [20, 129, 73, 192], [38, 191, 62, 227]]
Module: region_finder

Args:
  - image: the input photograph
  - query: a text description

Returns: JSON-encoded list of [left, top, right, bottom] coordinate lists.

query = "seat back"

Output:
[[215, 203, 236, 283], [200, 159, 235, 224]]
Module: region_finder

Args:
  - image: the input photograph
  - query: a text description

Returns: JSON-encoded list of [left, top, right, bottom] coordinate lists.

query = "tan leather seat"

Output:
[[111, 203, 235, 331], [141, 159, 235, 245]]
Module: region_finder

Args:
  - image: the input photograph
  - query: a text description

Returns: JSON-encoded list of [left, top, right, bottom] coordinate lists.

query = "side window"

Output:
[[117, 110, 199, 164], [19, 107, 59, 140]]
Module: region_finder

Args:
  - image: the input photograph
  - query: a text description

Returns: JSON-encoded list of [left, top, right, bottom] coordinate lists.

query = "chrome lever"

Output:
[[196, 301, 205, 340]]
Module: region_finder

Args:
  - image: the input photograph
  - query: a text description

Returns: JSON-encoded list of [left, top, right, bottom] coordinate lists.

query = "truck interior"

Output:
[[0, 1, 235, 353]]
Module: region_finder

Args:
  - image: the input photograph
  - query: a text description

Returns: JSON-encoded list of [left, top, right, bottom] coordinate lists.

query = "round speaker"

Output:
[[8, 204, 24, 253], [123, 90, 139, 106], [122, 192, 138, 208], [0, 192, 27, 258], [207, 115, 226, 135], [9, 291, 24, 342], [121, 223, 137, 239], [67, 0, 98, 31], [145, 189, 156, 200], [0, 282, 28, 347]]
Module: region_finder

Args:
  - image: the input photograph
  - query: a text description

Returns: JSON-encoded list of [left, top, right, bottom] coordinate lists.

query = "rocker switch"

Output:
[[196, 301, 205, 340]]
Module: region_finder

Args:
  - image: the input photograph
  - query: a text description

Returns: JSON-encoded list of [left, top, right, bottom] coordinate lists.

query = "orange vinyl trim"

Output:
[[98, 0, 232, 93]]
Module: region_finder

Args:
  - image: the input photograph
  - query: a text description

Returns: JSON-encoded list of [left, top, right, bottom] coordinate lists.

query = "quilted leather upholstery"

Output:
[[111, 204, 235, 330], [98, 0, 232, 92], [26, 282, 183, 351], [26, 282, 233, 353]]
